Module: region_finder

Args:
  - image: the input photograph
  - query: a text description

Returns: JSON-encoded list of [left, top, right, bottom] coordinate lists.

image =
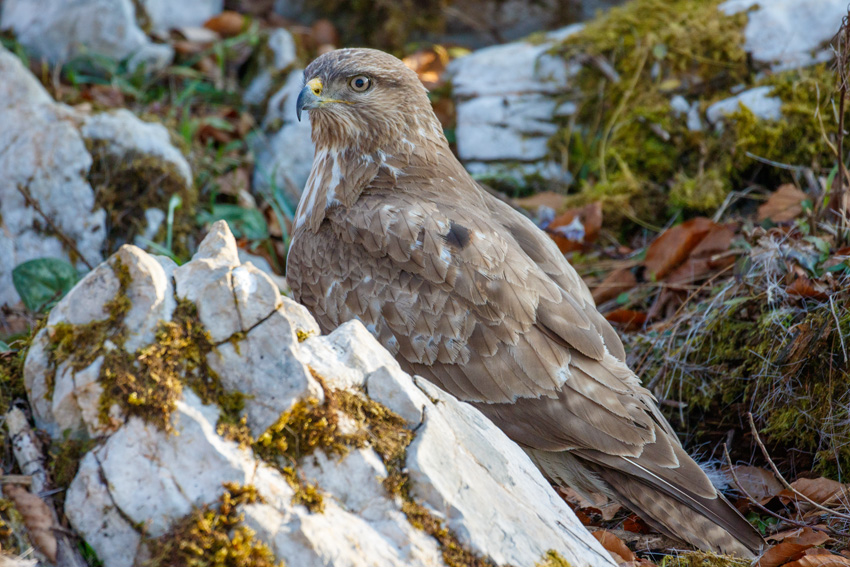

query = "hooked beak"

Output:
[[296, 78, 324, 122]]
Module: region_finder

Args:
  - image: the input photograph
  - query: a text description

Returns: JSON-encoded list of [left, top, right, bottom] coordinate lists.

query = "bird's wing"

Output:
[[312, 185, 680, 460]]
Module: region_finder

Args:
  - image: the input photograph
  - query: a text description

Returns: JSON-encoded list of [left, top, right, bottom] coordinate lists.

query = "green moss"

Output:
[[536, 550, 572, 567], [630, 274, 850, 476], [660, 550, 750, 567], [45, 259, 245, 434], [547, 0, 847, 237], [295, 329, 314, 343], [0, 330, 33, 430], [86, 141, 197, 259], [0, 498, 25, 555], [549, 0, 749, 229], [47, 435, 97, 510], [99, 298, 244, 434], [144, 483, 283, 567], [281, 467, 325, 513], [252, 377, 492, 566], [46, 256, 132, 400]]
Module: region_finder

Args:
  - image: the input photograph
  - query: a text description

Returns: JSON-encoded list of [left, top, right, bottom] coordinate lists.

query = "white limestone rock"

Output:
[[33, 222, 616, 567], [209, 308, 324, 435], [139, 0, 224, 33], [706, 86, 783, 126], [253, 70, 316, 206], [0, 45, 106, 308], [81, 109, 193, 187], [720, 0, 846, 70], [244, 28, 299, 106], [65, 452, 141, 567], [449, 25, 583, 181], [0, 0, 171, 69]]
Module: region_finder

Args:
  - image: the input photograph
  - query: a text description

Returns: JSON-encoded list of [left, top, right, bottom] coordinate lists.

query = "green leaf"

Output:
[[198, 204, 268, 241], [0, 341, 10, 354], [615, 292, 630, 305], [12, 258, 80, 313]]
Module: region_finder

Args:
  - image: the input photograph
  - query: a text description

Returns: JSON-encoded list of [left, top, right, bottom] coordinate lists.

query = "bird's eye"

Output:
[[349, 75, 372, 92]]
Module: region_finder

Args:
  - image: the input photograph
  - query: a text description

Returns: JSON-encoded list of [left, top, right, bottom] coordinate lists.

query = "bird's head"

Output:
[[296, 48, 441, 154]]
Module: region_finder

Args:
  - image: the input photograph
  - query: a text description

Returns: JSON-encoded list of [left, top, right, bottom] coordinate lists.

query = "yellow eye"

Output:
[[349, 75, 372, 92]]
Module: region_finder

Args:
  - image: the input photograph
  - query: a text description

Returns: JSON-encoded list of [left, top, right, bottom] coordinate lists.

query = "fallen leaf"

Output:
[[644, 217, 716, 280], [786, 276, 828, 300], [593, 530, 636, 564], [548, 201, 603, 253], [82, 84, 126, 108], [780, 477, 847, 506], [725, 465, 783, 501], [755, 528, 829, 567], [623, 514, 653, 534], [591, 267, 638, 304], [403, 46, 451, 90], [514, 191, 570, 213], [311, 19, 339, 47], [3, 484, 57, 562], [665, 224, 736, 287], [783, 549, 850, 567], [204, 11, 246, 37], [758, 184, 808, 223], [604, 309, 647, 331]]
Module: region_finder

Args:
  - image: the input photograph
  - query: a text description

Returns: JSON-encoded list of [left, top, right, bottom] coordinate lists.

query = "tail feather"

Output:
[[529, 448, 763, 558]]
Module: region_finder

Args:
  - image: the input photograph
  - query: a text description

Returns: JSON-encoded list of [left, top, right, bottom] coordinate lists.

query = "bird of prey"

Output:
[[287, 47, 763, 557]]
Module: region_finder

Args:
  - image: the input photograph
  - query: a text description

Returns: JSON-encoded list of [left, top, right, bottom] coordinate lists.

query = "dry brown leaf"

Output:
[[311, 19, 339, 47], [758, 184, 808, 223], [784, 550, 850, 567], [548, 201, 603, 253], [514, 191, 570, 213], [665, 224, 736, 286], [593, 530, 636, 564], [591, 267, 638, 304], [604, 309, 647, 332], [755, 528, 829, 567], [3, 484, 57, 562], [644, 217, 716, 280], [402, 47, 450, 89], [780, 477, 848, 506], [725, 465, 783, 501], [786, 277, 828, 300], [622, 514, 653, 534], [203, 11, 246, 37]]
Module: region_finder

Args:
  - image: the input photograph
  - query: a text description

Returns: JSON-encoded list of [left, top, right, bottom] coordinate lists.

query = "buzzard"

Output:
[[287, 48, 763, 557]]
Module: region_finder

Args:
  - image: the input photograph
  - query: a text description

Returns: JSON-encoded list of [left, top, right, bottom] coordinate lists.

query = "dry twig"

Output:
[[746, 412, 850, 522]]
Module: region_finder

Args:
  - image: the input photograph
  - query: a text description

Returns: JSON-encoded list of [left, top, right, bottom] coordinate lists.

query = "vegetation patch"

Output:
[[86, 141, 197, 259], [626, 231, 850, 475], [46, 256, 133, 400], [548, 0, 843, 234], [46, 258, 245, 434], [659, 550, 750, 567], [536, 550, 572, 567], [144, 482, 283, 567], [281, 466, 325, 513]]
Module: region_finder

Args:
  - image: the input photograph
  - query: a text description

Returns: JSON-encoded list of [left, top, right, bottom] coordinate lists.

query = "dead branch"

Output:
[[723, 444, 850, 540], [6, 408, 88, 567]]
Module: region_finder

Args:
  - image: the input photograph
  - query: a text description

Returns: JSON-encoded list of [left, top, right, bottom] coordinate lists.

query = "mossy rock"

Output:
[[86, 141, 198, 259], [547, 0, 844, 235]]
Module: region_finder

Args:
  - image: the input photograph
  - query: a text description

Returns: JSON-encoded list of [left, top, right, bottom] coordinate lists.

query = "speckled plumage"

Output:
[[286, 48, 763, 557]]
